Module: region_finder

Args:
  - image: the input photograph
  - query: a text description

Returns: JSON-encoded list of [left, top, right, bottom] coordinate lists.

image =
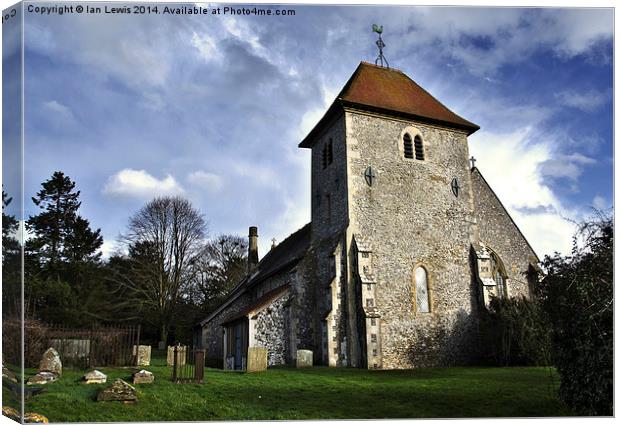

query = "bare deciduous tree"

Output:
[[189, 234, 247, 312], [119, 196, 207, 344]]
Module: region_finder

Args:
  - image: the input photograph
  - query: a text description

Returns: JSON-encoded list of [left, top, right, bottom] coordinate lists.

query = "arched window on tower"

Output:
[[415, 266, 430, 313], [403, 133, 414, 159], [414, 135, 424, 160], [490, 252, 508, 298]]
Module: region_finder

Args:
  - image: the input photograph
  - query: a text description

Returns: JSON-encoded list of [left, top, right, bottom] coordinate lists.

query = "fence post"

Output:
[[195, 349, 205, 383], [172, 346, 178, 382], [135, 325, 141, 366]]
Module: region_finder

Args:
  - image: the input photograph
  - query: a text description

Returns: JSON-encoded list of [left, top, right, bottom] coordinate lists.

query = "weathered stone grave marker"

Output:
[[167, 345, 186, 366], [247, 347, 268, 372], [83, 370, 107, 384], [132, 369, 154, 384], [296, 349, 313, 368], [132, 345, 151, 366], [97, 379, 137, 403]]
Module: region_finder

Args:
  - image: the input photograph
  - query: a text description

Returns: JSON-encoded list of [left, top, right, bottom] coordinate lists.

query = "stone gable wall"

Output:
[[344, 111, 480, 368], [253, 292, 292, 366], [470, 169, 538, 299]]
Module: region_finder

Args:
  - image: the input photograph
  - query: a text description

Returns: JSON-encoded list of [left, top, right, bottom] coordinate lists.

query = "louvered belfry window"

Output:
[[414, 135, 424, 160], [403, 133, 414, 159], [415, 266, 430, 313], [322, 144, 328, 169], [327, 139, 334, 164]]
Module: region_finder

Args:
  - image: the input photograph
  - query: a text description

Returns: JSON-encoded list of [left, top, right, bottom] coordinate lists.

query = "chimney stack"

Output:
[[248, 226, 259, 273]]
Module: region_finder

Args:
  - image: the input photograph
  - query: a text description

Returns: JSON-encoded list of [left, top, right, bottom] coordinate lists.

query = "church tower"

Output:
[[299, 61, 482, 369]]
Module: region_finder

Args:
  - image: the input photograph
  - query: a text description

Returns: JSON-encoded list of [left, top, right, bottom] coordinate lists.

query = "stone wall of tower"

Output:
[[470, 168, 538, 299], [344, 110, 481, 369], [307, 114, 352, 366]]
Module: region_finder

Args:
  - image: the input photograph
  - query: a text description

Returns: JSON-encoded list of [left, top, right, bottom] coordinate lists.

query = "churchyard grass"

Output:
[[7, 356, 572, 421]]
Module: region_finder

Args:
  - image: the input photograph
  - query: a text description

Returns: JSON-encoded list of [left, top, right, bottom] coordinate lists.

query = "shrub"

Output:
[[480, 295, 551, 366], [537, 213, 613, 416]]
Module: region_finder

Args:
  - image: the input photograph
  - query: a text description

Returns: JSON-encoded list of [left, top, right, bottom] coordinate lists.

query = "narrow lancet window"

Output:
[[415, 266, 430, 313], [414, 135, 424, 160], [403, 133, 414, 159]]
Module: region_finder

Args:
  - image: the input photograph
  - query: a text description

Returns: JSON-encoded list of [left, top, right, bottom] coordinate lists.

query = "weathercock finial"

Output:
[[372, 24, 389, 68]]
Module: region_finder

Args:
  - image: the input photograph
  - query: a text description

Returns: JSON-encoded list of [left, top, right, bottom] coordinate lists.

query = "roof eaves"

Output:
[[341, 100, 479, 135]]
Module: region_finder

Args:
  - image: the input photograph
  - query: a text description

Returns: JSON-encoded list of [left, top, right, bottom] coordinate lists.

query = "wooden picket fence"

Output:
[[171, 345, 205, 383]]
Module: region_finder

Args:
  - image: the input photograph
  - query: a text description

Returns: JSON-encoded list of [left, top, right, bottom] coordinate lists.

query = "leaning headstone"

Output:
[[83, 370, 107, 384], [96, 379, 137, 403], [24, 412, 49, 423], [166, 345, 186, 366], [132, 345, 151, 366], [132, 369, 154, 384], [38, 348, 62, 376], [26, 372, 57, 385], [2, 363, 18, 383], [296, 349, 313, 368], [247, 347, 268, 372]]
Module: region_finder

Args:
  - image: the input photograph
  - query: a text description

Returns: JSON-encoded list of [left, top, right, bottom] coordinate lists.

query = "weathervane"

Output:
[[372, 24, 389, 68]]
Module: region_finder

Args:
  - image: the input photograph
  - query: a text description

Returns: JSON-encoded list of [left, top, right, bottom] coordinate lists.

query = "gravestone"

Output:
[[247, 347, 268, 372], [97, 379, 137, 403], [132, 345, 151, 366], [27, 371, 57, 385], [167, 345, 186, 366], [132, 369, 154, 384], [296, 349, 313, 368], [24, 412, 49, 423], [158, 341, 165, 350], [83, 370, 107, 384], [0, 408, 48, 423], [38, 348, 62, 376]]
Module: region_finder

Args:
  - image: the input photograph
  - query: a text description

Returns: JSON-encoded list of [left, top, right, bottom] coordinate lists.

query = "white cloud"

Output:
[[191, 31, 221, 63], [187, 170, 223, 192], [103, 169, 184, 198], [100, 240, 123, 259], [592, 195, 611, 211], [231, 161, 283, 190], [510, 209, 576, 258], [297, 84, 339, 140], [400, 8, 612, 76], [470, 128, 577, 257], [42, 100, 78, 127], [539, 153, 596, 183], [555, 89, 610, 112]]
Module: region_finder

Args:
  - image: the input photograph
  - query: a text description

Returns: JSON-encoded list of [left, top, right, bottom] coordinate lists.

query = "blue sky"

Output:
[[3, 3, 614, 259]]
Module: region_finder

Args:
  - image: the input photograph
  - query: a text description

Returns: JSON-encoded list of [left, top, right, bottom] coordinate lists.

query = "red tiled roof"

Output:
[[300, 62, 479, 147]]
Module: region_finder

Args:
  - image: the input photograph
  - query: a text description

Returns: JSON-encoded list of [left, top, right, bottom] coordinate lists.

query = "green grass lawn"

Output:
[[5, 356, 573, 422]]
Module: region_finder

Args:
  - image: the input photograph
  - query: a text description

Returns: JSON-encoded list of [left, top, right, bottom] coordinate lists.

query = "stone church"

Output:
[[199, 61, 539, 370]]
